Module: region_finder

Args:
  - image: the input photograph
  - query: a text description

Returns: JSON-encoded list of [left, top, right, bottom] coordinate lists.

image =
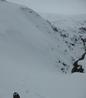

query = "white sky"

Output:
[[7, 0, 86, 15]]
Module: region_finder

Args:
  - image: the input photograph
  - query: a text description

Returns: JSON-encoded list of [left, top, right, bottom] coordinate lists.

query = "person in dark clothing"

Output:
[[13, 92, 20, 98]]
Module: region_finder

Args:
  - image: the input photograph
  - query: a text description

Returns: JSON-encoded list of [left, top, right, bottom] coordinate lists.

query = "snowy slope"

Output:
[[0, 0, 73, 73], [0, 1, 86, 98]]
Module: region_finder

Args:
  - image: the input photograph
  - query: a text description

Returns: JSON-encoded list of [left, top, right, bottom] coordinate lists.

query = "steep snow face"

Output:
[[0, 1, 73, 74], [0, 1, 57, 72]]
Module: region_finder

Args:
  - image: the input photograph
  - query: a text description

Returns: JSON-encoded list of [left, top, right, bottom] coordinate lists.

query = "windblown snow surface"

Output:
[[0, 1, 86, 98]]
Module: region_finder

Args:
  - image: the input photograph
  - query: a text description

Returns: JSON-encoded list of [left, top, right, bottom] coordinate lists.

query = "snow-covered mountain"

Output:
[[0, 1, 86, 98], [0, 0, 73, 74]]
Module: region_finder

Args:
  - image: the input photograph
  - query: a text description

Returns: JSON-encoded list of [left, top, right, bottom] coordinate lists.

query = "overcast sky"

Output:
[[8, 0, 86, 15]]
